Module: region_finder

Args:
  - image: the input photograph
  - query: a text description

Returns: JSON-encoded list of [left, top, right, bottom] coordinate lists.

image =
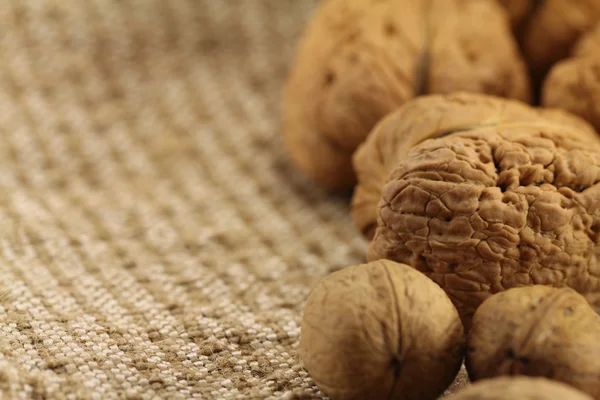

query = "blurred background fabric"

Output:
[[0, 1, 467, 398]]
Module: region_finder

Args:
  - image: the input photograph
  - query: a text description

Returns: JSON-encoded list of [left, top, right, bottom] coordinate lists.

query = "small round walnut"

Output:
[[466, 285, 600, 399], [542, 23, 600, 132], [520, 0, 600, 79], [282, 0, 530, 191], [352, 92, 600, 330], [300, 260, 465, 400], [444, 376, 594, 400]]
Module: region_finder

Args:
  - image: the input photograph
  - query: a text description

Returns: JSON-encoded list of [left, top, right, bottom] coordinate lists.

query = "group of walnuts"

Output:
[[281, 0, 600, 399], [300, 261, 600, 400]]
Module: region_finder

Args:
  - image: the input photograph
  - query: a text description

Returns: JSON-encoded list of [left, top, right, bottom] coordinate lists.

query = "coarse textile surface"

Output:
[[0, 1, 469, 399]]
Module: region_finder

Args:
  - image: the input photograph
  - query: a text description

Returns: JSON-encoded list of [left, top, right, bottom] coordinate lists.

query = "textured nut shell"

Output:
[[542, 25, 600, 132], [300, 260, 465, 400], [351, 92, 600, 329], [466, 286, 600, 399], [282, 0, 530, 191], [522, 0, 600, 77], [351, 92, 598, 239], [444, 376, 594, 400]]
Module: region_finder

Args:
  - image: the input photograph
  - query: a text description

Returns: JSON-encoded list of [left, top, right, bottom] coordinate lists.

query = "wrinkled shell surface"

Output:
[[444, 376, 594, 400], [300, 260, 465, 400], [466, 285, 600, 399], [522, 0, 600, 78], [352, 92, 600, 329], [282, 0, 530, 191], [542, 24, 600, 132]]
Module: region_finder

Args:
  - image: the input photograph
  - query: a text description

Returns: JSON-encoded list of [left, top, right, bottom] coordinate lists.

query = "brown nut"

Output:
[[495, 0, 535, 31], [522, 0, 600, 79], [300, 260, 465, 400], [351, 92, 600, 330], [542, 57, 600, 133], [542, 23, 600, 132], [282, 0, 530, 191], [574, 22, 600, 57], [444, 376, 594, 400], [466, 285, 600, 399]]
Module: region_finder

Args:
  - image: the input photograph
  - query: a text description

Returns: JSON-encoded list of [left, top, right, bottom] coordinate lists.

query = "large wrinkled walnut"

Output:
[[466, 285, 600, 399], [444, 376, 594, 400], [351, 92, 600, 329], [282, 0, 530, 191], [542, 23, 600, 132], [300, 260, 465, 400], [518, 0, 600, 79]]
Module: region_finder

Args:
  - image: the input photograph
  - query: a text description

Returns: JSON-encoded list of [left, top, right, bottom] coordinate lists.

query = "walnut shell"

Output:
[[282, 0, 530, 191], [300, 260, 465, 400], [542, 23, 600, 132], [495, 0, 535, 31], [466, 285, 600, 399], [574, 22, 600, 57], [444, 376, 594, 400], [351, 92, 600, 329], [522, 0, 600, 79]]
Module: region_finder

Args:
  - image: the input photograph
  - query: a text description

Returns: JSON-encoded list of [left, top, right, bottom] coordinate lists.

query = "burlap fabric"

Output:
[[0, 1, 469, 399]]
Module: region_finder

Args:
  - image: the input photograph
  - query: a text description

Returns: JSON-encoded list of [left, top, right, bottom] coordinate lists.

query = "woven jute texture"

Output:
[[0, 1, 469, 399]]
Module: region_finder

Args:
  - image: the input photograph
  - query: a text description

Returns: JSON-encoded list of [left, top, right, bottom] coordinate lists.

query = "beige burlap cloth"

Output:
[[0, 1, 469, 399]]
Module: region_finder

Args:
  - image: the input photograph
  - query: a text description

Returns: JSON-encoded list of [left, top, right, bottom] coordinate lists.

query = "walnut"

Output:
[[444, 376, 594, 400], [282, 0, 530, 191], [495, 0, 535, 32], [351, 92, 600, 330], [466, 285, 600, 399], [574, 22, 600, 57], [300, 260, 465, 400], [520, 0, 600, 79], [542, 23, 600, 132]]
